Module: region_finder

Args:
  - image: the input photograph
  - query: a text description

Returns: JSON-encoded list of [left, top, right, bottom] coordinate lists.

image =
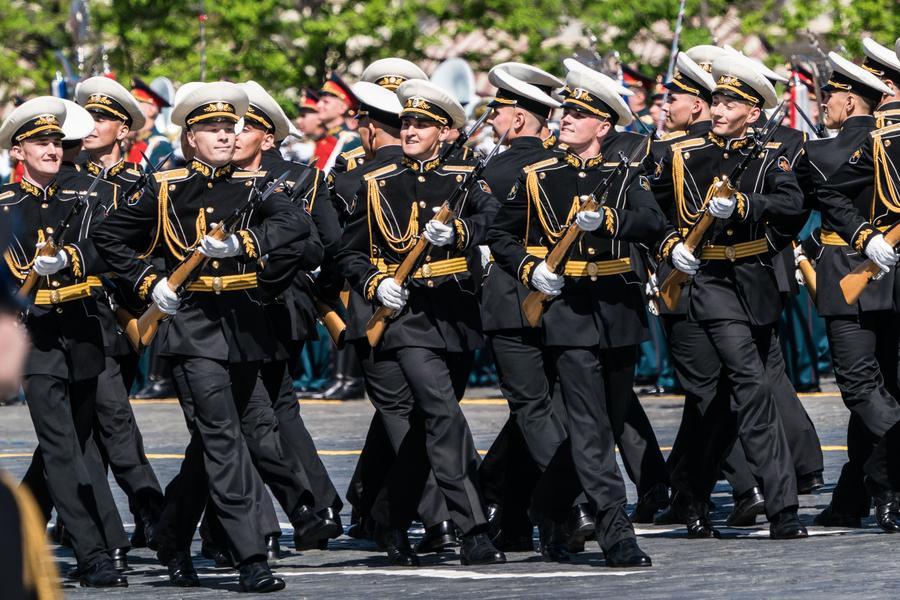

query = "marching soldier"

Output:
[[1, 97, 128, 587], [476, 62, 570, 551], [337, 79, 504, 566], [863, 37, 900, 127], [651, 54, 807, 539], [793, 49, 896, 528], [73, 75, 166, 550], [91, 82, 314, 592], [488, 64, 663, 566], [815, 40, 900, 533]]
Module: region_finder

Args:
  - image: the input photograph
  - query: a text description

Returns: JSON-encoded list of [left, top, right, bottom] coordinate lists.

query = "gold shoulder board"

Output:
[[153, 168, 189, 183], [523, 157, 558, 173], [363, 163, 398, 181]]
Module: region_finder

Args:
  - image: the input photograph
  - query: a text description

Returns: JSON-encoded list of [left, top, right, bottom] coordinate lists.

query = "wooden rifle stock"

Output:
[[365, 204, 453, 347], [135, 225, 228, 349], [115, 307, 141, 352], [840, 223, 900, 304], [521, 196, 599, 327], [315, 299, 346, 348], [657, 178, 733, 311]]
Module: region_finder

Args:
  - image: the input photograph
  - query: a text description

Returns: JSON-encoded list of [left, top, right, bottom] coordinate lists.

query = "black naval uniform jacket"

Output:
[[84, 158, 143, 202], [767, 125, 809, 295], [2, 177, 108, 381], [329, 144, 403, 343], [91, 158, 313, 364], [795, 115, 879, 317], [480, 135, 558, 332], [487, 143, 665, 349], [337, 154, 500, 352], [256, 148, 338, 353], [875, 100, 900, 129], [56, 161, 139, 358], [644, 121, 712, 316], [651, 130, 805, 327], [817, 121, 900, 314]]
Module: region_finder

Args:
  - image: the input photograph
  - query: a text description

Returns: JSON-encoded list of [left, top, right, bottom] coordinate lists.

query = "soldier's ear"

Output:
[[8, 144, 24, 161], [116, 124, 130, 142]]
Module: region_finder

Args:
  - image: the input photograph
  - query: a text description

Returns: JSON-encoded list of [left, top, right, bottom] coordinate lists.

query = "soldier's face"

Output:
[[233, 123, 271, 164], [400, 117, 447, 160], [83, 114, 129, 152], [10, 136, 63, 180], [487, 106, 515, 142], [822, 91, 849, 129], [317, 95, 347, 123], [559, 108, 609, 150], [664, 93, 696, 131], [710, 94, 760, 138], [297, 111, 323, 136], [187, 122, 236, 166]]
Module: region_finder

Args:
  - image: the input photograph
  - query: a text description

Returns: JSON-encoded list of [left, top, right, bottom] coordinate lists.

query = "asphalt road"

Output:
[[1, 388, 897, 599]]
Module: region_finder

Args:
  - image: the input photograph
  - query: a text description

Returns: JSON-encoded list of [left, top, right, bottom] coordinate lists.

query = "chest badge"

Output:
[[777, 156, 792, 173], [849, 149, 861, 165]]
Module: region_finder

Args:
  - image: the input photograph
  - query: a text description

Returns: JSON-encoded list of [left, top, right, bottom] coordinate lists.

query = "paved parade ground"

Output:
[[1, 387, 897, 599]]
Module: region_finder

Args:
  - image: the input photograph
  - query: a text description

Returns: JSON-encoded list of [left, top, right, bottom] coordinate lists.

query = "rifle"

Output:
[[520, 147, 642, 327], [18, 170, 104, 300], [839, 223, 900, 304], [120, 150, 174, 205], [794, 241, 817, 300], [365, 128, 506, 348], [439, 107, 492, 163], [657, 101, 789, 311], [130, 171, 290, 350]]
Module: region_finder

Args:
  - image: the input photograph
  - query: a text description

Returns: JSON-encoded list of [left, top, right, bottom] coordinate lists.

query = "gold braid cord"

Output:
[[366, 177, 419, 255], [4, 229, 45, 281], [873, 135, 900, 215], [526, 170, 579, 244]]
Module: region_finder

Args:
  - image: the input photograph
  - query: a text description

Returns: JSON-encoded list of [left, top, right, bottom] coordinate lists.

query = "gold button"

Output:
[[212, 260, 220, 269], [726, 228, 734, 236], [379, 180, 385, 187], [456, 175, 463, 182], [246, 181, 253, 187], [51, 280, 60, 288], [539, 172, 546, 179], [212, 276, 223, 294], [426, 280, 434, 288], [55, 307, 63, 314], [169, 184, 176, 191], [885, 140, 891, 147], [417, 175, 426, 183], [587, 247, 596, 255], [684, 152, 690, 160], [207, 182, 213, 188], [2, 206, 7, 212], [422, 263, 433, 277], [723, 152, 729, 159], [587, 262, 599, 277], [578, 171, 586, 178], [206, 207, 214, 213], [724, 246, 737, 261], [424, 255, 432, 262], [49, 290, 60, 304], [45, 227, 54, 234], [41, 203, 48, 209], [419, 201, 426, 208]]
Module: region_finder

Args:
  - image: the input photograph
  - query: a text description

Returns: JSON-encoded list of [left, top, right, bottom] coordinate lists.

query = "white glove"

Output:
[[33, 246, 69, 276], [795, 268, 806, 287], [199, 233, 242, 258], [151, 277, 180, 315], [672, 242, 700, 275], [423, 208, 455, 247], [793, 244, 808, 266], [645, 271, 659, 298], [575, 210, 603, 232], [376, 278, 408, 311], [708, 194, 736, 219], [479, 245, 491, 269], [532, 261, 564, 296], [864, 234, 899, 273]]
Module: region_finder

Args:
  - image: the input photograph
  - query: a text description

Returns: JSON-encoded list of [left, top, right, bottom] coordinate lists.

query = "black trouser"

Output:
[[262, 357, 340, 513], [20, 375, 127, 568], [826, 313, 900, 496], [530, 346, 638, 551], [720, 331, 823, 496], [347, 340, 451, 528], [153, 358, 269, 565], [689, 320, 798, 518], [370, 346, 485, 535]]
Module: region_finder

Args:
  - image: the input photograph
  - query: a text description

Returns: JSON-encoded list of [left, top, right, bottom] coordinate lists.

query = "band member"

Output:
[[337, 79, 504, 566], [651, 54, 807, 539], [91, 82, 314, 592], [1, 97, 129, 587], [489, 64, 663, 566]]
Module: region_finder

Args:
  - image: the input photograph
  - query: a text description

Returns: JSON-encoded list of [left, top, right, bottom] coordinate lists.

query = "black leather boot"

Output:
[[238, 559, 285, 593], [726, 486, 765, 527], [460, 532, 506, 565], [415, 520, 460, 554], [374, 526, 419, 566]]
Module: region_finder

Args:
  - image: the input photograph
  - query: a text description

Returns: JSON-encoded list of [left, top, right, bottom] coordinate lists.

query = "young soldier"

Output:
[[91, 82, 313, 592], [0, 97, 128, 587], [337, 79, 504, 567]]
